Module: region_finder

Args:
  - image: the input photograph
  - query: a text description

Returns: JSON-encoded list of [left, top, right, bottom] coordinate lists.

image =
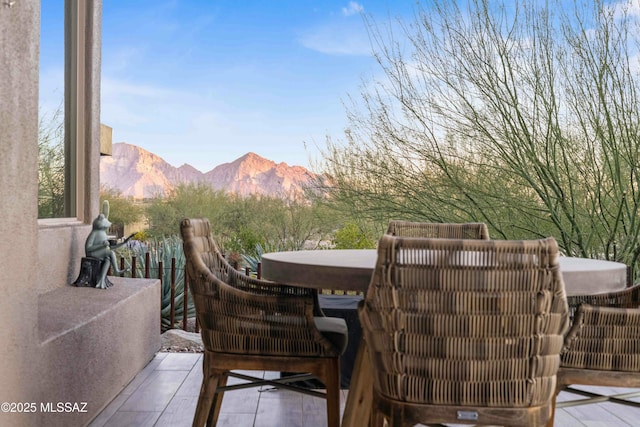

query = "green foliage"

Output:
[[320, 0, 640, 277], [119, 235, 195, 330], [38, 105, 65, 218], [242, 242, 284, 274], [144, 183, 230, 239], [224, 226, 263, 259], [334, 222, 376, 249], [132, 230, 149, 241], [100, 187, 144, 230], [144, 183, 339, 254]]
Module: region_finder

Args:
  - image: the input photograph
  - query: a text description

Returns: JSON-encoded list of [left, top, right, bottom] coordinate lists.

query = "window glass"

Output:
[[38, 0, 66, 218]]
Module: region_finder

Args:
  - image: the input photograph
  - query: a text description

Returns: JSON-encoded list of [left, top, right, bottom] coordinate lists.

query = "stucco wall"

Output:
[[36, 0, 102, 294], [0, 2, 159, 426], [0, 3, 42, 427]]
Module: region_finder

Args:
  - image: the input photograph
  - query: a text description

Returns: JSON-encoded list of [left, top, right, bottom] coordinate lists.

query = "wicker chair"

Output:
[[547, 284, 640, 426], [358, 234, 569, 427], [180, 218, 347, 427], [386, 220, 490, 240]]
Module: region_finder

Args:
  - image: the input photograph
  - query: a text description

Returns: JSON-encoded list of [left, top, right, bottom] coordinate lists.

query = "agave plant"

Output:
[[120, 235, 196, 330], [242, 242, 283, 276]]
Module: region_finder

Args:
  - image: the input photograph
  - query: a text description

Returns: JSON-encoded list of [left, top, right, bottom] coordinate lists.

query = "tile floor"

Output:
[[88, 352, 640, 427]]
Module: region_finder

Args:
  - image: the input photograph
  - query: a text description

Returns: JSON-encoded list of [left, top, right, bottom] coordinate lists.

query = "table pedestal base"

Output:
[[342, 340, 373, 427]]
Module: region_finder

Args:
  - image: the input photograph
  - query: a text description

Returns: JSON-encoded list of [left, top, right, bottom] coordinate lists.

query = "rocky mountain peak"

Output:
[[100, 143, 316, 199], [217, 152, 277, 177]]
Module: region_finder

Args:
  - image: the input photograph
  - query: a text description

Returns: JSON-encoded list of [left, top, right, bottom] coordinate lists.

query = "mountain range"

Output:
[[100, 142, 318, 199]]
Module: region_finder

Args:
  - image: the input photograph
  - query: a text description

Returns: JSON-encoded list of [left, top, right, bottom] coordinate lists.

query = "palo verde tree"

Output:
[[38, 106, 65, 218], [319, 0, 640, 273]]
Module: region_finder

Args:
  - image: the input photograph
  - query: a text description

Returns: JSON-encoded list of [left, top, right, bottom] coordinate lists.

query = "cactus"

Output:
[[241, 242, 283, 276], [120, 235, 195, 330]]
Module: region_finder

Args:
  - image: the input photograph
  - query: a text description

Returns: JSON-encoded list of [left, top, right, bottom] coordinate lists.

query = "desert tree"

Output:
[[144, 183, 230, 238], [144, 183, 340, 255], [99, 186, 144, 235], [38, 105, 65, 218], [318, 0, 640, 273]]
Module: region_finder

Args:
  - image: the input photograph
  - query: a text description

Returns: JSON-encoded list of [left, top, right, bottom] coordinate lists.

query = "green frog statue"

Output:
[[73, 200, 133, 289]]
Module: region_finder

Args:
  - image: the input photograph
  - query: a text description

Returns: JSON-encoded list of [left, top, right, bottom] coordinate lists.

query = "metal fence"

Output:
[[112, 253, 195, 332], [112, 254, 362, 333]]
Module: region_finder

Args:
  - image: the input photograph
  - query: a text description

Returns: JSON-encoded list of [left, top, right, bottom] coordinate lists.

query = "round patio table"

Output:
[[261, 249, 627, 296], [261, 248, 628, 427]]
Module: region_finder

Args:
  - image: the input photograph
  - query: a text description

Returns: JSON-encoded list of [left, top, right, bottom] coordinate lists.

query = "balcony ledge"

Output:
[[36, 277, 161, 426]]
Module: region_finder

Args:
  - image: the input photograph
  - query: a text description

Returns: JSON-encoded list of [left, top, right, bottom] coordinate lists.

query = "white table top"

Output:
[[261, 249, 628, 296]]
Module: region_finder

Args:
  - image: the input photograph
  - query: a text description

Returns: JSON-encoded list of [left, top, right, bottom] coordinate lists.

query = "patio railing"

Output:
[[113, 253, 196, 332], [111, 254, 363, 333]]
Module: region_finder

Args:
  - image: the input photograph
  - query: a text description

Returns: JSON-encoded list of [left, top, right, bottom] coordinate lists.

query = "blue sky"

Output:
[[39, 1, 417, 172]]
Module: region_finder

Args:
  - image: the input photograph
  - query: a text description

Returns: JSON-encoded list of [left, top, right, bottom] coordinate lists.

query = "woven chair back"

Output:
[[386, 220, 490, 240], [360, 235, 569, 407], [180, 217, 339, 357]]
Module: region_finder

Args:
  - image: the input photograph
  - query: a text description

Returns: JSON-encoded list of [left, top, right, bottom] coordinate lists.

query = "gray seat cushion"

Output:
[[314, 316, 348, 354]]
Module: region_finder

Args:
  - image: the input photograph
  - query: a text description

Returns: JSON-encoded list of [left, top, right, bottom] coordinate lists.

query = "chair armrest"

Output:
[[187, 263, 316, 314], [562, 304, 640, 371], [567, 284, 640, 310], [195, 275, 340, 356], [226, 267, 328, 316], [227, 268, 315, 298]]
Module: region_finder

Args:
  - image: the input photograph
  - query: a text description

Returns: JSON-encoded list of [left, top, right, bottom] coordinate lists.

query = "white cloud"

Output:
[[104, 46, 144, 74], [99, 75, 311, 171], [298, 26, 371, 55], [297, 2, 370, 55], [608, 0, 640, 19], [298, 11, 374, 57], [622, 0, 640, 16], [101, 77, 177, 99], [342, 1, 364, 17], [100, 75, 206, 139]]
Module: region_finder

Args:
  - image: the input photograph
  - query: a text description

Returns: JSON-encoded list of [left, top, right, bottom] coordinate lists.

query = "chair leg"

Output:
[[390, 404, 403, 427], [370, 400, 385, 427], [206, 372, 228, 426], [343, 340, 374, 427], [193, 362, 221, 427], [546, 389, 560, 427], [324, 357, 341, 427]]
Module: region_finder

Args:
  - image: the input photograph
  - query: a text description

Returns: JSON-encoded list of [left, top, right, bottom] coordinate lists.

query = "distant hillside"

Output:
[[100, 142, 317, 199]]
